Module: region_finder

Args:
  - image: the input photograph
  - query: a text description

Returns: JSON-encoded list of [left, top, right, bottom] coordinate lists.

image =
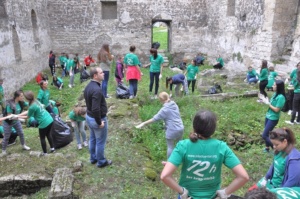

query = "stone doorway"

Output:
[[151, 14, 172, 52]]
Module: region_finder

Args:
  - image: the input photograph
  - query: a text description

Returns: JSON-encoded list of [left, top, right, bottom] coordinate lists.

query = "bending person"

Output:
[[160, 110, 249, 198], [135, 92, 184, 158], [69, 107, 88, 150], [166, 74, 189, 97]]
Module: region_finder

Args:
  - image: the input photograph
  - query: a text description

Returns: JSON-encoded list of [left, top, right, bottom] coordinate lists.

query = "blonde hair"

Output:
[[158, 92, 170, 102]]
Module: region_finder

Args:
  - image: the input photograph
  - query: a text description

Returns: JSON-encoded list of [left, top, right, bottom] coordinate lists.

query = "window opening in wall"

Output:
[[12, 26, 22, 62], [227, 0, 235, 16], [101, 1, 117, 19], [31, 9, 40, 49], [152, 22, 169, 51]]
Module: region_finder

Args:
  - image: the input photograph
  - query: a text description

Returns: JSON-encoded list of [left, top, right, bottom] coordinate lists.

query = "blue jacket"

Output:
[[170, 74, 186, 90], [266, 148, 300, 187]]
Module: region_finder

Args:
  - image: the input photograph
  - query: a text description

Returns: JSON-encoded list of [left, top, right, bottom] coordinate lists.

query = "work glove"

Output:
[[216, 188, 231, 199], [159, 74, 162, 79], [261, 97, 270, 105], [260, 177, 267, 187], [135, 122, 145, 129], [179, 187, 189, 199]]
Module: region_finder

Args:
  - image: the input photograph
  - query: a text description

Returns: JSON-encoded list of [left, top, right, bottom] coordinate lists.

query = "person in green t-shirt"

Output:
[[160, 110, 249, 199], [258, 60, 269, 100], [23, 91, 55, 155], [144, 48, 165, 99], [184, 59, 199, 94], [266, 66, 279, 91], [37, 80, 54, 114], [69, 107, 88, 150], [1, 90, 30, 155], [260, 80, 286, 153], [59, 52, 67, 78], [0, 78, 5, 114], [213, 55, 224, 69], [246, 66, 258, 84]]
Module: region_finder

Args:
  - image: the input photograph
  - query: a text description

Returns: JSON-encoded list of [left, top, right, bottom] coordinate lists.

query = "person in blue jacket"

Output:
[[166, 74, 189, 97]]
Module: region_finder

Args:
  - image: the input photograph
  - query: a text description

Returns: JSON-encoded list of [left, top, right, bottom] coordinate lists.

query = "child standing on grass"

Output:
[[266, 66, 278, 91], [135, 92, 184, 158], [115, 55, 124, 86], [184, 59, 199, 94], [69, 107, 88, 150]]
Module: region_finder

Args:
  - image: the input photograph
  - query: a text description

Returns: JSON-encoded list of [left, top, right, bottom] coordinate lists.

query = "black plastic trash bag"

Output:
[[151, 42, 160, 49], [80, 69, 90, 83], [50, 115, 73, 149], [116, 83, 130, 99]]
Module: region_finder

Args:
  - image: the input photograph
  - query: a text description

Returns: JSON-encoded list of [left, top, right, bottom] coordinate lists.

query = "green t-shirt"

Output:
[[247, 69, 257, 77], [37, 89, 50, 107], [266, 93, 286, 120], [59, 56, 67, 65], [290, 68, 297, 80], [0, 85, 3, 103], [186, 64, 199, 80], [292, 79, 300, 93], [267, 71, 278, 88], [124, 53, 139, 66], [69, 111, 85, 122], [5, 101, 28, 125], [217, 57, 224, 67], [27, 101, 53, 129], [269, 187, 300, 199], [49, 100, 59, 115], [270, 151, 286, 188], [66, 59, 75, 72], [168, 139, 241, 198], [259, 68, 269, 81], [149, 54, 164, 72]]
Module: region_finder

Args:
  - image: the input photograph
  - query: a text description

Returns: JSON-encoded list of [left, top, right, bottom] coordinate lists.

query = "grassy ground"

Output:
[[152, 26, 168, 50], [1, 64, 300, 198]]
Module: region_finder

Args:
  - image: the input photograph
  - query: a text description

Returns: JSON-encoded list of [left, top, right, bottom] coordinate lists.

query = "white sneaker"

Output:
[[22, 145, 31, 150], [77, 144, 82, 150], [129, 95, 134, 99], [244, 78, 247, 83], [288, 110, 292, 115], [154, 95, 158, 99], [2, 150, 7, 155], [68, 84, 72, 88], [83, 141, 88, 147], [295, 121, 300, 125], [285, 121, 294, 125]]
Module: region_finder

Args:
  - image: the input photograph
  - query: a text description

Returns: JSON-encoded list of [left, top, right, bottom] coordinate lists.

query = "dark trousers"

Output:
[[288, 89, 294, 111], [213, 63, 223, 69], [102, 71, 109, 98], [291, 93, 300, 122], [188, 80, 196, 93], [129, 79, 138, 96], [259, 80, 268, 98], [46, 105, 54, 114], [39, 122, 54, 153], [262, 118, 278, 148], [149, 72, 160, 95], [49, 64, 55, 76]]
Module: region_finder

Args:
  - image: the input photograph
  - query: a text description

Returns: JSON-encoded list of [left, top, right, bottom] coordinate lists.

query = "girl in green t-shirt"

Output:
[[160, 110, 249, 198], [184, 59, 199, 93], [258, 60, 269, 100], [69, 107, 87, 150]]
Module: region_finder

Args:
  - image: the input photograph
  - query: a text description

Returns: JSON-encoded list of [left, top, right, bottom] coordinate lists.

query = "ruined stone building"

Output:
[[0, 0, 300, 96]]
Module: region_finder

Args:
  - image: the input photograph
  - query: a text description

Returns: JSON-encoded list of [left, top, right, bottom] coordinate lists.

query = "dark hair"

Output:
[[74, 107, 87, 116], [39, 80, 46, 90], [24, 91, 35, 105], [89, 67, 98, 79], [129, 45, 136, 52], [97, 44, 110, 62], [269, 127, 296, 148], [189, 110, 217, 142], [244, 188, 277, 199], [296, 62, 300, 67], [150, 48, 158, 59], [166, 77, 172, 89], [192, 59, 197, 65], [269, 66, 274, 72], [274, 80, 285, 99], [260, 60, 268, 73], [13, 90, 23, 100]]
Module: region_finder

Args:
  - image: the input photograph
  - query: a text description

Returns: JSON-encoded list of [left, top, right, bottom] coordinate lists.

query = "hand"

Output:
[[71, 122, 76, 128], [216, 189, 231, 199], [261, 97, 270, 105], [11, 114, 18, 120], [260, 177, 267, 187], [169, 93, 172, 98], [179, 187, 189, 199], [135, 122, 145, 129], [159, 74, 162, 79]]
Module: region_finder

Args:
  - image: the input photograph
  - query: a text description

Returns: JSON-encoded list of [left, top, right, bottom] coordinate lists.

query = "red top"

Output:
[[36, 73, 42, 84], [84, 56, 95, 66]]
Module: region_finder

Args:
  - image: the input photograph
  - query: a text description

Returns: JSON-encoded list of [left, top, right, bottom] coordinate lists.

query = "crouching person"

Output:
[[69, 107, 88, 150], [160, 110, 249, 198]]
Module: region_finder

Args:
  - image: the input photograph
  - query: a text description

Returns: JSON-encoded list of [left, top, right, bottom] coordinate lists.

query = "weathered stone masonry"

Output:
[[1, 0, 300, 97]]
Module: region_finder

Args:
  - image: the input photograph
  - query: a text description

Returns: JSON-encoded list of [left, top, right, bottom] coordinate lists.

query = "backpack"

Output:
[[208, 84, 223, 94], [3, 99, 24, 124]]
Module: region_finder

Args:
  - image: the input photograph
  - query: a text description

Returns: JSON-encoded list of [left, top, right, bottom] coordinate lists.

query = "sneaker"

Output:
[[22, 145, 31, 150], [154, 95, 158, 99], [295, 121, 300, 125], [97, 160, 112, 168], [50, 148, 56, 153], [129, 95, 134, 99], [68, 84, 72, 88], [77, 144, 82, 150], [83, 141, 88, 147], [244, 78, 247, 83], [285, 121, 294, 125], [288, 110, 292, 115], [7, 141, 16, 147], [2, 150, 7, 155]]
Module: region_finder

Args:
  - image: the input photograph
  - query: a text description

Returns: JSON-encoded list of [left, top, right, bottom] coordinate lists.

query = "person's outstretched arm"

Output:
[[135, 118, 154, 128]]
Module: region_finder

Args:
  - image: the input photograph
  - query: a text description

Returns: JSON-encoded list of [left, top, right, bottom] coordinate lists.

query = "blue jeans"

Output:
[[102, 71, 109, 98], [247, 74, 258, 83], [73, 121, 87, 145], [262, 118, 278, 148], [86, 115, 108, 167], [2, 121, 25, 151], [129, 79, 138, 96], [149, 72, 160, 95], [61, 64, 66, 78]]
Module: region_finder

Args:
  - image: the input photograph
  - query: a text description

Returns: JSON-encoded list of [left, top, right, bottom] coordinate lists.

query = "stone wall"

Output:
[[0, 0, 52, 98], [1, 0, 300, 97]]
